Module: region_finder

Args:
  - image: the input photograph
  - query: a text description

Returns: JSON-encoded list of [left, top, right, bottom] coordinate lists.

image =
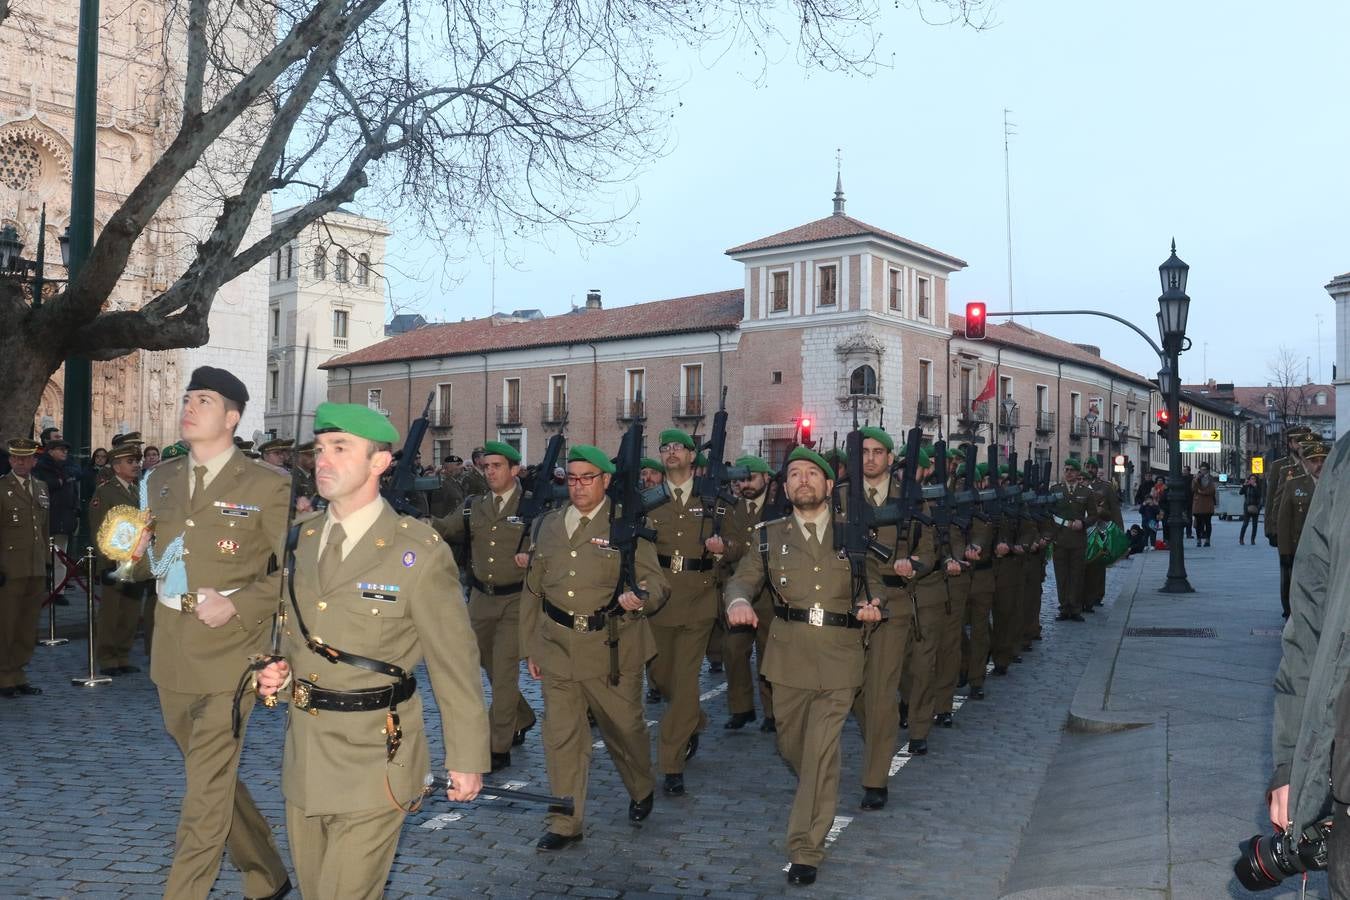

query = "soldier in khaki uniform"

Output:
[[257, 403, 488, 899], [432, 439, 536, 772], [725, 447, 876, 887], [1082, 458, 1121, 613], [0, 438, 50, 696], [930, 447, 979, 728], [847, 427, 915, 810], [1022, 499, 1055, 647], [1268, 428, 1313, 617], [646, 428, 722, 795], [718, 455, 775, 731], [129, 367, 292, 900], [1050, 458, 1095, 623], [962, 461, 998, 699], [89, 443, 154, 674], [258, 437, 293, 471], [520, 445, 670, 850], [1277, 441, 1327, 564], [428, 457, 467, 518]]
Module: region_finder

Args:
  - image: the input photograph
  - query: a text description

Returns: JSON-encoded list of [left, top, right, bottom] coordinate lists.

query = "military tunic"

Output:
[[520, 501, 670, 836], [433, 484, 536, 755], [725, 514, 863, 867], [1277, 472, 1318, 558], [1050, 480, 1096, 618], [279, 500, 490, 899], [990, 497, 1026, 668], [962, 507, 998, 689], [89, 476, 154, 668], [901, 514, 967, 742], [719, 494, 775, 720], [0, 471, 50, 689]]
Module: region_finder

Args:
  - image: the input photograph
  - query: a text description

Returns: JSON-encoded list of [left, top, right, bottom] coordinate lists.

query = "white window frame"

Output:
[[916, 274, 931, 321], [435, 382, 453, 424], [502, 377, 522, 421], [548, 374, 567, 420], [888, 267, 904, 313], [367, 388, 385, 414], [815, 262, 838, 309], [768, 268, 792, 315]]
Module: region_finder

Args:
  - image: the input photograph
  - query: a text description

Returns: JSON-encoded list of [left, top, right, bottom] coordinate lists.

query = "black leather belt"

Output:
[[543, 598, 610, 633], [471, 575, 523, 596], [773, 603, 861, 629], [292, 676, 417, 713], [879, 574, 908, 588], [657, 554, 715, 572]]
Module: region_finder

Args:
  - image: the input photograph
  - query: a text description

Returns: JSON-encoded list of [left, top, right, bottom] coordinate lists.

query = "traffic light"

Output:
[[965, 302, 987, 339], [1155, 408, 1170, 437], [799, 417, 814, 448]]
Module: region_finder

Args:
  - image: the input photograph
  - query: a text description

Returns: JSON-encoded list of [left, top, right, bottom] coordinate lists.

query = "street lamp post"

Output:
[[1001, 397, 1018, 453], [1157, 242, 1194, 594]]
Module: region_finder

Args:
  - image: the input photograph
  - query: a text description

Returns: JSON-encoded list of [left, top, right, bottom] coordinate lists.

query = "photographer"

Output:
[[1268, 436, 1343, 889]]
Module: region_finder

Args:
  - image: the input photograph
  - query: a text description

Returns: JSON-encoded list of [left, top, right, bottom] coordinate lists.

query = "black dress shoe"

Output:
[[14, 684, 42, 695], [513, 718, 536, 747], [662, 773, 685, 795], [490, 751, 512, 773], [724, 711, 756, 730], [907, 738, 928, 755], [1054, 613, 1073, 621], [933, 712, 954, 728], [760, 717, 777, 733], [685, 733, 700, 761], [860, 787, 888, 810], [247, 876, 293, 900], [708, 661, 723, 674], [0, 687, 15, 698], [628, 792, 654, 822], [786, 864, 818, 886], [992, 665, 1009, 676], [899, 701, 909, 729], [536, 831, 583, 852], [968, 685, 985, 700], [646, 687, 662, 703], [118, 665, 142, 675]]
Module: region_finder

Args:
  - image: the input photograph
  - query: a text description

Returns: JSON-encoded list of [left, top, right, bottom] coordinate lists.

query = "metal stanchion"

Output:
[[39, 537, 70, 647], [71, 547, 111, 687]]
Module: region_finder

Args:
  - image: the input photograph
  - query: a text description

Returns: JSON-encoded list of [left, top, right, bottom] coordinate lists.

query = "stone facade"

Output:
[[1327, 270, 1350, 439]]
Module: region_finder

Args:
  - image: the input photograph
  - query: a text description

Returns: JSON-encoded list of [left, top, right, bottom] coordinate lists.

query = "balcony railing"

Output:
[[332, 336, 348, 349], [541, 401, 568, 425], [672, 394, 704, 419], [1035, 410, 1055, 433], [431, 408, 453, 430], [958, 401, 990, 423], [617, 398, 647, 422], [916, 394, 942, 419], [1069, 416, 1086, 437], [998, 407, 1021, 429], [496, 403, 522, 427]]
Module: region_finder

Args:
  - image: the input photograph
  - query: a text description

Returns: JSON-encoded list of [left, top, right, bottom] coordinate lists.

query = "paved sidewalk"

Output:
[[1002, 517, 1321, 899]]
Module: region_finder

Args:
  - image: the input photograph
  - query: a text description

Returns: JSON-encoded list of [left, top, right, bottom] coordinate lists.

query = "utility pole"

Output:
[[1003, 109, 1016, 324]]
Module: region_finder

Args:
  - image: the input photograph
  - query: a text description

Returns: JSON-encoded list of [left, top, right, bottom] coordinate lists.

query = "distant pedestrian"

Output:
[[1238, 474, 1262, 545], [1181, 465, 1195, 538], [1191, 463, 1216, 547], [34, 439, 80, 590]]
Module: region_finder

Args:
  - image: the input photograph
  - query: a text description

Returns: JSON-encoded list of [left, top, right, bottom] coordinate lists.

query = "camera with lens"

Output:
[[1234, 818, 1332, 891]]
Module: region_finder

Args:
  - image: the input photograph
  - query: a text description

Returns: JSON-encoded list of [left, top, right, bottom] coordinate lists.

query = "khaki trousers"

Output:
[[991, 557, 1023, 668], [705, 616, 725, 666], [649, 619, 713, 774], [964, 568, 995, 688], [158, 687, 289, 900], [469, 590, 535, 753], [541, 671, 654, 836], [97, 579, 151, 668], [932, 574, 971, 715], [0, 576, 43, 688], [286, 802, 405, 900], [1022, 554, 1046, 641], [1053, 544, 1086, 616], [900, 585, 949, 741], [852, 604, 913, 788], [723, 594, 773, 718], [774, 684, 852, 866]]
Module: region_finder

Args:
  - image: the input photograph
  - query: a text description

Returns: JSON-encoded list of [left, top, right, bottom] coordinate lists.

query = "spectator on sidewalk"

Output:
[[34, 439, 80, 593], [1191, 463, 1216, 547], [1181, 465, 1195, 539], [1238, 474, 1262, 545], [1138, 494, 1160, 546]]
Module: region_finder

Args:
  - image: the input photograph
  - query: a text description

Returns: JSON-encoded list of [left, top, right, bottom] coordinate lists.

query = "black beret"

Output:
[[186, 366, 249, 405]]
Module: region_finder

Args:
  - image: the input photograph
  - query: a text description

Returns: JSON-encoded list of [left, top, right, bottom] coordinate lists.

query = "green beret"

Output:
[[858, 427, 893, 452], [1064, 458, 1082, 472], [694, 452, 708, 468], [822, 448, 843, 466], [640, 456, 666, 474], [1084, 456, 1100, 469], [568, 444, 616, 475], [787, 446, 835, 480], [161, 441, 189, 461], [997, 464, 1009, 476], [950, 445, 966, 460], [735, 455, 772, 475], [658, 429, 695, 450], [312, 402, 400, 444], [918, 447, 932, 469], [481, 440, 521, 464], [975, 462, 989, 478]]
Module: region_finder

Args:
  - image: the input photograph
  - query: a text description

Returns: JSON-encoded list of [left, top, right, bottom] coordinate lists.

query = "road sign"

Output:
[[1252, 457, 1265, 474], [1179, 429, 1221, 442], [1178, 439, 1221, 454]]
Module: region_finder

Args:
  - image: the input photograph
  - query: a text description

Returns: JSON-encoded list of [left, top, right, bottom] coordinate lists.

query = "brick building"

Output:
[[323, 184, 1158, 495]]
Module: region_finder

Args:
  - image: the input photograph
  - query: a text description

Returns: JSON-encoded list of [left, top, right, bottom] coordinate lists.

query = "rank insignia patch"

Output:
[[217, 539, 240, 555], [402, 551, 416, 567]]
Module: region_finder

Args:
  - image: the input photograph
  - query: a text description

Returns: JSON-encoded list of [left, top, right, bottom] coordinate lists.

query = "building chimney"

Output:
[[585, 289, 602, 310]]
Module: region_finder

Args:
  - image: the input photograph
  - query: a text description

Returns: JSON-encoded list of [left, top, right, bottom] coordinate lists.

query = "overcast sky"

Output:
[[367, 1, 1350, 389]]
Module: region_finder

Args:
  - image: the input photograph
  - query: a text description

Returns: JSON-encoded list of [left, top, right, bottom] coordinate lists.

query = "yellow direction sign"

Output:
[[1252, 457, 1265, 474], [1179, 428, 1222, 442]]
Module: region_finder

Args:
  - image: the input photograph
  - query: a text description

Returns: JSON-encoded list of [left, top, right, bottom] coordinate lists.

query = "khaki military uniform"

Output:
[[459, 467, 489, 499], [0, 471, 50, 689], [1268, 455, 1305, 616], [725, 514, 863, 867], [1050, 480, 1095, 618], [1082, 476, 1122, 611], [931, 504, 973, 717], [1022, 515, 1055, 644], [279, 500, 490, 899], [645, 482, 719, 776], [520, 501, 670, 836], [89, 476, 154, 669], [292, 465, 318, 507], [848, 477, 916, 789], [1264, 455, 1297, 542], [719, 494, 774, 721], [1010, 514, 1040, 646], [1277, 472, 1318, 558], [901, 514, 966, 741], [433, 485, 536, 755], [990, 501, 1025, 668], [962, 509, 998, 689], [428, 473, 466, 518], [133, 449, 290, 900]]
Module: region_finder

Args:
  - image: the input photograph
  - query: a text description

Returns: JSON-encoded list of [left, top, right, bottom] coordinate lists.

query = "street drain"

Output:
[[1125, 627, 1217, 638]]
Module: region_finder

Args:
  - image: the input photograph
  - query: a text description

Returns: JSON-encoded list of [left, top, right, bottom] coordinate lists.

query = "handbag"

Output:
[[1246, 504, 1259, 515]]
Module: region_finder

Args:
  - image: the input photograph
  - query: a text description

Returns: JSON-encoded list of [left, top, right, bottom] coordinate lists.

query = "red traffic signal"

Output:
[[799, 417, 815, 448], [965, 302, 987, 340], [1155, 408, 1171, 437]]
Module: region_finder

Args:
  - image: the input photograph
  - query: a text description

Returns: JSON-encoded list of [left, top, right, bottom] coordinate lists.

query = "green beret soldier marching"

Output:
[[90, 443, 154, 675], [257, 403, 489, 898], [0, 437, 50, 696], [724, 447, 879, 887], [963, 461, 998, 700], [519, 444, 671, 850], [1050, 458, 1097, 623], [716, 454, 776, 731], [432, 439, 538, 772]]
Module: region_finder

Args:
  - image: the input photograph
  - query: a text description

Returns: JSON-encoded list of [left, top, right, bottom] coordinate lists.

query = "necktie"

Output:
[[867, 487, 879, 507], [494, 495, 503, 514], [674, 488, 684, 505], [805, 521, 820, 546], [192, 465, 207, 501], [319, 523, 346, 588], [574, 514, 590, 539], [748, 501, 758, 519]]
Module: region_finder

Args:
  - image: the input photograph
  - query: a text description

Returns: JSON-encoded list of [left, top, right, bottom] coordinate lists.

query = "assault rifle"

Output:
[[383, 391, 441, 516], [953, 443, 987, 523], [695, 387, 749, 542], [834, 430, 893, 605], [510, 433, 568, 545]]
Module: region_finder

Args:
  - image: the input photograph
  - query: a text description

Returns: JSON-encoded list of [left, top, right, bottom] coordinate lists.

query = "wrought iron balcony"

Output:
[[541, 401, 568, 425], [1035, 411, 1055, 433], [916, 395, 942, 420], [496, 404, 522, 427], [672, 394, 704, 420], [617, 398, 647, 422]]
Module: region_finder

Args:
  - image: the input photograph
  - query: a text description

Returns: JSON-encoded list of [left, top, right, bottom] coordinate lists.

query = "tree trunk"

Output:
[[0, 280, 80, 445]]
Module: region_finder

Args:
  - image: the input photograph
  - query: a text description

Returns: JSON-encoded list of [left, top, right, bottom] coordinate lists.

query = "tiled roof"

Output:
[[323, 290, 745, 369], [725, 214, 967, 268], [1227, 385, 1336, 418], [948, 315, 1152, 387]]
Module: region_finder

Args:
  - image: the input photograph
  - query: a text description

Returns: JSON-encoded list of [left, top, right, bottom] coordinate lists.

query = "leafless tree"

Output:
[[1266, 346, 1311, 430], [0, 0, 993, 440]]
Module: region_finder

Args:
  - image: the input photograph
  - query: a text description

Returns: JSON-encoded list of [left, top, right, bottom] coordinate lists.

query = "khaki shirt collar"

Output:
[[669, 477, 694, 503], [863, 475, 891, 504], [188, 445, 236, 495], [320, 495, 385, 558], [491, 483, 517, 509], [793, 505, 832, 543], [566, 499, 608, 538]]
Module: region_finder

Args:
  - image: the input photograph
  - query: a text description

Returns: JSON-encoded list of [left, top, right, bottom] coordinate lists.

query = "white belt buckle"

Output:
[[808, 605, 825, 627]]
